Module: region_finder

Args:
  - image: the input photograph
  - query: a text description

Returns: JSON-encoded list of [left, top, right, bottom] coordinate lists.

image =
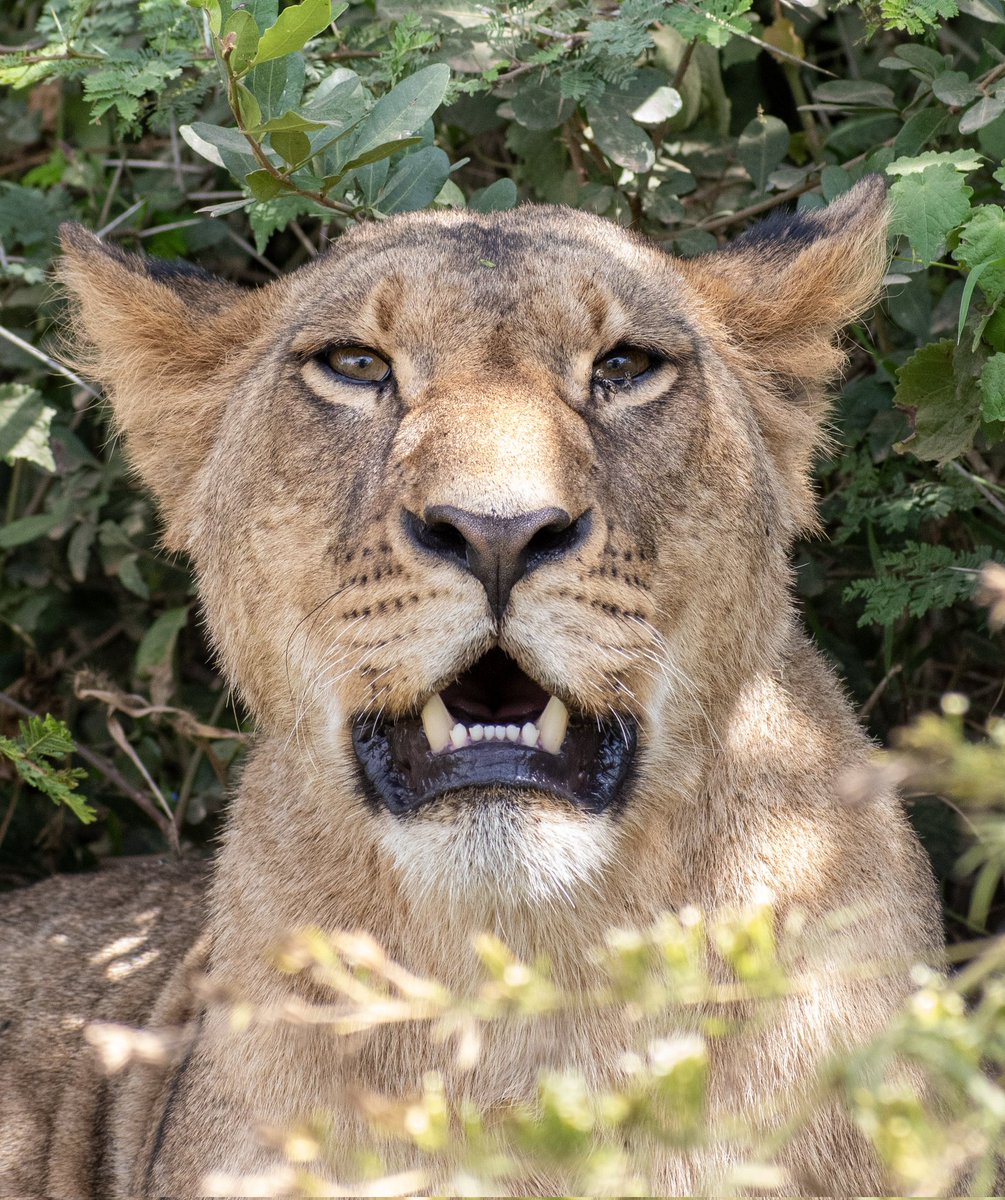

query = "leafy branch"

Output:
[[0, 712, 94, 824]]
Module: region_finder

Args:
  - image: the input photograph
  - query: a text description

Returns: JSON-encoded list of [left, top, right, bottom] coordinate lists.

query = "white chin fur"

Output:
[[377, 798, 617, 905]]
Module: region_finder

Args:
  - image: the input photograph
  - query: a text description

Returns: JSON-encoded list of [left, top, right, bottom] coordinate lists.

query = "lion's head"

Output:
[[59, 179, 887, 904]]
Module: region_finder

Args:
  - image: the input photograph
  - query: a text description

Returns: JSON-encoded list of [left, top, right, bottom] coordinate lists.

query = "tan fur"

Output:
[[1, 179, 942, 1196]]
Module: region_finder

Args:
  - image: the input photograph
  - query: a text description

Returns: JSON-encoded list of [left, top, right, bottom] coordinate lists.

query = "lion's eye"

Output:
[[322, 346, 391, 384], [593, 346, 653, 384]]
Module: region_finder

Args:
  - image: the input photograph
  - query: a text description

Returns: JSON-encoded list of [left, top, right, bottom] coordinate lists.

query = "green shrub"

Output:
[[0, 1, 1003, 1187]]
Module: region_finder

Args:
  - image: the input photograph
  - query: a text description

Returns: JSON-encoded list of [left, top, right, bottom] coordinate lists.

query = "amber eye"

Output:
[[593, 346, 653, 385], [322, 346, 391, 384]]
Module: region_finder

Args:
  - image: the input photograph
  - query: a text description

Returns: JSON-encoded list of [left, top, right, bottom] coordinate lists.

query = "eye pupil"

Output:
[[593, 346, 652, 384]]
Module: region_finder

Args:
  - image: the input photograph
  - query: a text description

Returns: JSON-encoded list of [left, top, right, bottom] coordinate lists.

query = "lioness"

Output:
[[0, 177, 941, 1196]]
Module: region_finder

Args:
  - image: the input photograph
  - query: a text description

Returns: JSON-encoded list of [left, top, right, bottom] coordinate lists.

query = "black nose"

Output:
[[404, 504, 590, 618]]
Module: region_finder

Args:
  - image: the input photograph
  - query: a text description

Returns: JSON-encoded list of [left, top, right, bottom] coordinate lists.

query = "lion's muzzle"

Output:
[[352, 647, 637, 816]]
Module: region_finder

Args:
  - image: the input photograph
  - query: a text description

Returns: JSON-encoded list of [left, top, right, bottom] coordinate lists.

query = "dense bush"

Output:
[[1, 0, 1004, 1188]]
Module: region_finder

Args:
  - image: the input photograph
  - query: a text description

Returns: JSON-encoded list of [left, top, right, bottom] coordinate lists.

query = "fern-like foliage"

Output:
[[843, 543, 997, 627], [878, 0, 959, 33], [0, 714, 95, 824]]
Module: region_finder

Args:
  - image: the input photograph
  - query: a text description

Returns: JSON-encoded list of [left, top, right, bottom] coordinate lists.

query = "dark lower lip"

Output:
[[352, 714, 637, 817]]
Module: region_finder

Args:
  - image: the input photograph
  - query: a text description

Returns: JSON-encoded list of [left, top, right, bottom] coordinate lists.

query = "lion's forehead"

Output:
[[285, 210, 692, 356]]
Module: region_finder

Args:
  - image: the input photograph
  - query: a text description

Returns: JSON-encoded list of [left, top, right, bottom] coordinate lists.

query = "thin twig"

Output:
[[687, 177, 818, 236], [100, 158, 204, 172], [289, 219, 319, 257], [169, 117, 185, 195], [858, 663, 902, 720], [672, 39, 698, 91], [0, 324, 100, 399], [96, 156, 126, 231], [0, 690, 175, 846], [136, 217, 205, 239], [952, 461, 1005, 522], [96, 197, 145, 239], [0, 780, 20, 851], [226, 229, 282, 278]]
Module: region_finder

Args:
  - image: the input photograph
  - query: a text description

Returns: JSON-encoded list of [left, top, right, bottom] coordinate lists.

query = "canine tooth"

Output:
[[520, 722, 538, 747], [421, 693, 453, 753], [494, 725, 507, 740], [449, 723, 468, 750], [538, 696, 569, 754], [470, 724, 484, 741], [506, 724, 520, 742]]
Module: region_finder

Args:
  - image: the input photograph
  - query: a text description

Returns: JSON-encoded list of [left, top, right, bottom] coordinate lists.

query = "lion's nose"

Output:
[[404, 504, 590, 619]]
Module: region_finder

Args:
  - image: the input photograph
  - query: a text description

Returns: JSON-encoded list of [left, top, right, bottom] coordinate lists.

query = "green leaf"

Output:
[[338, 136, 422, 178], [813, 79, 897, 108], [0, 511, 62, 548], [894, 339, 980, 462], [469, 178, 517, 212], [880, 0, 959, 34], [0, 383, 56, 472], [246, 168, 284, 200], [630, 85, 682, 126], [302, 67, 363, 122], [0, 715, 94, 824], [957, 257, 1005, 342], [180, 122, 258, 174], [222, 7, 260, 76], [888, 163, 974, 264], [240, 0, 278, 33], [893, 107, 949, 158], [248, 193, 324, 252], [235, 83, 262, 129], [351, 64, 450, 156], [844, 542, 991, 627], [885, 43, 947, 77], [252, 0, 345, 67], [245, 55, 289, 122], [136, 606, 190, 680], [931, 70, 980, 107], [271, 128, 310, 165], [252, 110, 325, 133], [355, 157, 390, 204], [18, 714, 75, 758], [960, 93, 1005, 135], [979, 352, 1005, 422], [187, 0, 222, 36], [587, 106, 655, 173], [736, 114, 789, 193], [960, 0, 1005, 19], [510, 76, 576, 131], [887, 148, 984, 175], [377, 145, 450, 214], [954, 206, 1005, 303]]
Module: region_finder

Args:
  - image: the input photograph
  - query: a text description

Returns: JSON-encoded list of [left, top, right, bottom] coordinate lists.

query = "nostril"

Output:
[[526, 509, 591, 566], [403, 509, 468, 563], [426, 521, 468, 556]]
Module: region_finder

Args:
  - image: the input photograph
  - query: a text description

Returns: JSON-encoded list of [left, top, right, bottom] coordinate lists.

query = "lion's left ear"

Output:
[[57, 225, 277, 549], [677, 174, 888, 390]]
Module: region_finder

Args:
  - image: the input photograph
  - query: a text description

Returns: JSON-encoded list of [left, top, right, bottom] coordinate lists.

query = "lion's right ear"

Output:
[[57, 224, 274, 549]]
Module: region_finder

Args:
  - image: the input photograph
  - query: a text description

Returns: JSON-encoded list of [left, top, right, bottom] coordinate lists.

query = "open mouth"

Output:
[[352, 648, 637, 816]]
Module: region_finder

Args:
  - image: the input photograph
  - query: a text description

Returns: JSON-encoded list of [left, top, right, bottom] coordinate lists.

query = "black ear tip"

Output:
[[824, 174, 888, 225], [58, 222, 127, 264], [59, 222, 99, 254]]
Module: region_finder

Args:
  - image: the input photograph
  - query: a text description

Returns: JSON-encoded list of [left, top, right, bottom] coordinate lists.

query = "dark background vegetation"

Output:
[[0, 0, 1003, 947]]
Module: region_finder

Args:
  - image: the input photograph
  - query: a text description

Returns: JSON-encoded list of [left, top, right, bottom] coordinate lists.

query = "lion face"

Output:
[[60, 182, 887, 903]]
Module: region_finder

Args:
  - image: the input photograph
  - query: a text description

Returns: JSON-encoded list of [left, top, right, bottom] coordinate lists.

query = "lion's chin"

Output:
[[375, 790, 619, 905]]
